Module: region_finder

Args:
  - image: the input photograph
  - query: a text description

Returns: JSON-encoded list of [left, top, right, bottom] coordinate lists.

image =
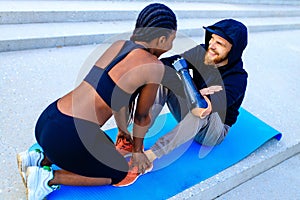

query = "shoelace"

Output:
[[116, 137, 133, 151]]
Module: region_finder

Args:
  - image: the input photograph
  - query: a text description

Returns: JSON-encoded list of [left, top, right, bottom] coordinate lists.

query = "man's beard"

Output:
[[204, 51, 228, 67]]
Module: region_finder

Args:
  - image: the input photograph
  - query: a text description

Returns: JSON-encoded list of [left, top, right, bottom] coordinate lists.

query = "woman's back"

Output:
[[57, 40, 164, 126]]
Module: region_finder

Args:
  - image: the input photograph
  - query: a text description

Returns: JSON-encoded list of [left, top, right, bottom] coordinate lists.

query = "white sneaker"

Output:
[[17, 149, 44, 186], [26, 166, 59, 200]]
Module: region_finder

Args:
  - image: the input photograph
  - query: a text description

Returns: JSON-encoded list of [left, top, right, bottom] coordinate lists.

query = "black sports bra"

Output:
[[84, 40, 147, 111]]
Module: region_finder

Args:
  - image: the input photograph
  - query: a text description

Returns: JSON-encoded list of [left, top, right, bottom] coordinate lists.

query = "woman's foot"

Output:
[[115, 136, 133, 157], [26, 166, 59, 200], [113, 159, 153, 187], [17, 149, 44, 186]]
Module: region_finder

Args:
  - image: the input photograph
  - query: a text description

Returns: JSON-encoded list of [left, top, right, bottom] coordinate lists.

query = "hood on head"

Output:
[[203, 19, 248, 65]]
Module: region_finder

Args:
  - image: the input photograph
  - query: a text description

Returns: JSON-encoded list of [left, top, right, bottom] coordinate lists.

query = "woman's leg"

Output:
[[25, 166, 113, 200], [34, 100, 128, 184], [50, 169, 112, 186], [41, 155, 52, 167]]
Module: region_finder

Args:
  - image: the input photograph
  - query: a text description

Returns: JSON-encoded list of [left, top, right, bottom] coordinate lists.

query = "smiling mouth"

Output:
[[208, 49, 217, 57]]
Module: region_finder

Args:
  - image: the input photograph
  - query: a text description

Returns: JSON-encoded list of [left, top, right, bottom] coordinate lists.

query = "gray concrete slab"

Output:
[[1, 1, 300, 24], [1, 1, 300, 52], [1, 1, 298, 12], [216, 153, 300, 200], [1, 16, 300, 52], [3, 0, 299, 5], [0, 28, 299, 199]]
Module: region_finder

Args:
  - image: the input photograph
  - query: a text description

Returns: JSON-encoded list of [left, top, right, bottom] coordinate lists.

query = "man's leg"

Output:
[[149, 86, 169, 126], [150, 112, 209, 159], [149, 87, 207, 158], [194, 112, 230, 146], [150, 85, 190, 124], [166, 89, 189, 122], [151, 84, 189, 123], [149, 86, 229, 159]]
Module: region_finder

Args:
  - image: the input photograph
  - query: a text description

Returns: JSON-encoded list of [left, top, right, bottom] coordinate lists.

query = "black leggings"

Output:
[[35, 100, 128, 184]]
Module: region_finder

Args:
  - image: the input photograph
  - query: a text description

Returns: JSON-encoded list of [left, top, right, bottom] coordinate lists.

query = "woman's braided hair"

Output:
[[130, 3, 177, 42]]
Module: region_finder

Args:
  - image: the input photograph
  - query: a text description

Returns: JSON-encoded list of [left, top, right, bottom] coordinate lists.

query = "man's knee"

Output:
[[194, 130, 226, 146], [194, 112, 229, 146]]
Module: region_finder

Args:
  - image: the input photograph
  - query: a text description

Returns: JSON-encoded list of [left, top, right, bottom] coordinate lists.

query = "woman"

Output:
[[17, 3, 177, 199]]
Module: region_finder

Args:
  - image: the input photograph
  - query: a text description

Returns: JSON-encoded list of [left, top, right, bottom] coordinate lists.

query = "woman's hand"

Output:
[[131, 152, 151, 174]]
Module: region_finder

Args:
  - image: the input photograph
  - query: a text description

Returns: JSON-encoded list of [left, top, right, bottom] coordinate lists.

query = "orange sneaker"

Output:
[[115, 136, 133, 157], [113, 163, 153, 187]]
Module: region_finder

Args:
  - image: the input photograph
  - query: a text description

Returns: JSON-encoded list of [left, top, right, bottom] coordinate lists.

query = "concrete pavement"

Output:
[[217, 153, 300, 200]]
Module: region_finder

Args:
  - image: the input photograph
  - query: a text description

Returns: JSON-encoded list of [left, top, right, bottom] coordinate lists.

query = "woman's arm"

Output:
[[113, 106, 131, 134], [131, 83, 159, 173], [113, 107, 134, 147]]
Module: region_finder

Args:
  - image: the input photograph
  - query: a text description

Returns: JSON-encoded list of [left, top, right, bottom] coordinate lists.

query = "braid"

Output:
[[131, 3, 177, 42]]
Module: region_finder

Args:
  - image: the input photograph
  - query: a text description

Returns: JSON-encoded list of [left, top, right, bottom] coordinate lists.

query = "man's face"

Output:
[[204, 34, 232, 67]]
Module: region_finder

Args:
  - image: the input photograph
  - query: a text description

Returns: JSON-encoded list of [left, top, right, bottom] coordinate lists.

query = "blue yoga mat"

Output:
[[31, 108, 282, 199]]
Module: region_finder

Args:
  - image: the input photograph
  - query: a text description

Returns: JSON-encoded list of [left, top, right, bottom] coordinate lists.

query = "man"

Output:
[[144, 18, 248, 162], [117, 19, 248, 169]]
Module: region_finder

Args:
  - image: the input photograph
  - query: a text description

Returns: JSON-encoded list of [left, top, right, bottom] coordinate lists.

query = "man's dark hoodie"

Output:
[[161, 19, 248, 127]]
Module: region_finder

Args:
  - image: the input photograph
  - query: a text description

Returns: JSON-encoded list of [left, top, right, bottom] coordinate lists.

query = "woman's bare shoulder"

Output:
[[130, 50, 165, 82], [109, 40, 126, 50], [130, 49, 163, 65], [95, 40, 126, 66]]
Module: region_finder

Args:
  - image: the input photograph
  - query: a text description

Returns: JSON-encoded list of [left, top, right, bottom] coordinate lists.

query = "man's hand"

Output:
[[131, 152, 151, 174], [200, 96, 212, 118], [193, 85, 221, 119], [200, 85, 223, 96]]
